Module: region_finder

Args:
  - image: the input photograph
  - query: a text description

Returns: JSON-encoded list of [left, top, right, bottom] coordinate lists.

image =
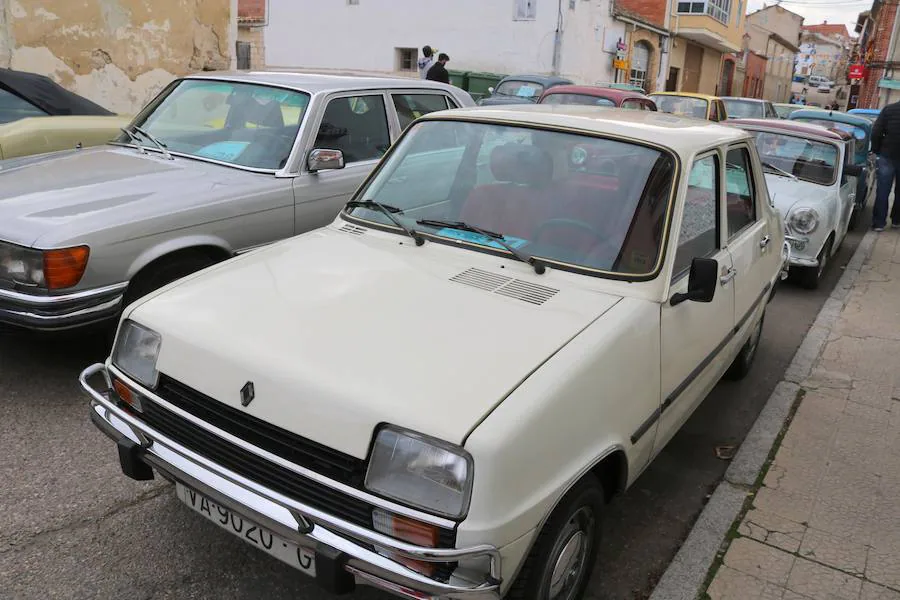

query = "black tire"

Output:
[[507, 476, 604, 600], [725, 310, 765, 381], [796, 237, 832, 290], [124, 253, 219, 308], [849, 208, 859, 231]]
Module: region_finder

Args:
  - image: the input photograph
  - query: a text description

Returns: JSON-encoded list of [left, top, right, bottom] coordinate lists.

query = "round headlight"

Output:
[[789, 207, 820, 235]]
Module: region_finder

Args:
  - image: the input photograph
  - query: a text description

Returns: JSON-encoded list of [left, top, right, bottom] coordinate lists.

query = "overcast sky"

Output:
[[746, 0, 871, 35]]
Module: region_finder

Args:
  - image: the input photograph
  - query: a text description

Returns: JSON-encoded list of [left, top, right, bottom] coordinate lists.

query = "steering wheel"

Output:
[[535, 218, 604, 240]]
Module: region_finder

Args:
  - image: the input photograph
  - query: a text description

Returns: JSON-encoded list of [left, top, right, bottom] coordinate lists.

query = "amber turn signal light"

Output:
[[112, 378, 143, 412], [43, 246, 89, 290], [373, 509, 440, 576]]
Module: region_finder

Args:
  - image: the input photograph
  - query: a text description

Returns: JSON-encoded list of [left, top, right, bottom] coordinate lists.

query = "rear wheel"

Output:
[[508, 477, 604, 600]]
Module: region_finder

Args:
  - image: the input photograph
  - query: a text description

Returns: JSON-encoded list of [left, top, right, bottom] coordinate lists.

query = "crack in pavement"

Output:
[[0, 483, 171, 552]]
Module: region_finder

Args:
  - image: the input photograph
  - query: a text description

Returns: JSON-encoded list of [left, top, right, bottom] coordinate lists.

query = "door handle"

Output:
[[759, 235, 771, 249], [720, 268, 737, 285]]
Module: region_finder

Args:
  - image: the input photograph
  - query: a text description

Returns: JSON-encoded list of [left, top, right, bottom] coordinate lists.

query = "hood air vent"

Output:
[[338, 223, 367, 235], [450, 268, 559, 306]]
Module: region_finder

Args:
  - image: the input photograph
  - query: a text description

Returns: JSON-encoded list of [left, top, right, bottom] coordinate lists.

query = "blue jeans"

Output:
[[874, 155, 900, 228]]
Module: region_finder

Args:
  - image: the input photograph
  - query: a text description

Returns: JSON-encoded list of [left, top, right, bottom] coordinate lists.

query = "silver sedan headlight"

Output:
[[788, 207, 820, 235], [112, 320, 162, 389], [365, 426, 474, 519], [0, 242, 44, 287]]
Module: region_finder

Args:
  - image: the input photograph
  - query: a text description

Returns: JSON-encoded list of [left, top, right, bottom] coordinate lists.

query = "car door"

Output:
[[291, 91, 394, 233], [657, 151, 735, 451], [838, 143, 856, 234], [723, 144, 773, 336]]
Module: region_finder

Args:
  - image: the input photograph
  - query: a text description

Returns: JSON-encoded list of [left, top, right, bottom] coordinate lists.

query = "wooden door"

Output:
[[683, 44, 703, 93]]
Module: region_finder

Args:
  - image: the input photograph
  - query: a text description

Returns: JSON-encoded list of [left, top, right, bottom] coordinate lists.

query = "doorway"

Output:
[[666, 67, 679, 91], [682, 43, 703, 92], [719, 58, 735, 96]]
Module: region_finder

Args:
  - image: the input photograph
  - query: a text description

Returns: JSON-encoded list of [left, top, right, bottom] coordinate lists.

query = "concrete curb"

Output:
[[648, 230, 878, 600]]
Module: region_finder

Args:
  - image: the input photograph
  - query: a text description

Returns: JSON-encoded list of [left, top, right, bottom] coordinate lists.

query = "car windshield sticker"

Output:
[[195, 141, 250, 162], [436, 228, 529, 250], [516, 86, 537, 98]]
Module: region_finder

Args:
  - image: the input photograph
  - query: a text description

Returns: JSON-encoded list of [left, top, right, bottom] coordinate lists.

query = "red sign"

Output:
[[849, 64, 866, 80]]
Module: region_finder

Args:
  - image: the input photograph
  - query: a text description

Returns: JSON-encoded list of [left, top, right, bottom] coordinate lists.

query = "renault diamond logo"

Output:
[[240, 381, 255, 407]]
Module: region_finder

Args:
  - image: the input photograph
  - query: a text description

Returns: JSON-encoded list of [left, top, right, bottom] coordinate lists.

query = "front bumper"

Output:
[[80, 363, 501, 599], [0, 282, 126, 330], [784, 235, 819, 268]]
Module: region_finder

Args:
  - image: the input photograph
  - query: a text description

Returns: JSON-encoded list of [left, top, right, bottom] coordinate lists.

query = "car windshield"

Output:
[[749, 130, 838, 185], [0, 88, 48, 124], [651, 95, 709, 119], [541, 93, 616, 107], [495, 80, 545, 99], [346, 120, 676, 278], [115, 79, 310, 170], [774, 105, 799, 118], [723, 99, 764, 118], [791, 117, 868, 158]]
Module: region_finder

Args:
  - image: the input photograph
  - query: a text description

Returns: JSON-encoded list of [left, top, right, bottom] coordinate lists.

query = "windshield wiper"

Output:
[[416, 219, 546, 275], [761, 161, 797, 180], [346, 200, 424, 246], [132, 126, 173, 160], [119, 127, 147, 154]]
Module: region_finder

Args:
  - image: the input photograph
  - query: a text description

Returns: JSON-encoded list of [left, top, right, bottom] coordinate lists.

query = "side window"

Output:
[[674, 154, 720, 278], [621, 99, 642, 110], [725, 147, 757, 238], [765, 103, 777, 118], [314, 95, 390, 163], [0, 88, 48, 124], [709, 101, 719, 122], [392, 93, 450, 131]]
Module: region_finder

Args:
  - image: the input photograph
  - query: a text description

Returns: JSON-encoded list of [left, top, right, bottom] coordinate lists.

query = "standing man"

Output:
[[426, 53, 451, 84], [871, 98, 900, 231], [417, 46, 435, 80]]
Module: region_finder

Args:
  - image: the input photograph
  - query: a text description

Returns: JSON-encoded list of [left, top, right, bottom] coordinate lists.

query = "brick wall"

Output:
[[860, 1, 898, 108], [239, 0, 266, 23], [615, 0, 666, 29]]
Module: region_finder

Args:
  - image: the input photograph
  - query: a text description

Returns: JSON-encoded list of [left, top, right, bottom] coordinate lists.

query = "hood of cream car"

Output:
[[764, 173, 831, 218], [129, 225, 624, 459], [0, 145, 252, 247]]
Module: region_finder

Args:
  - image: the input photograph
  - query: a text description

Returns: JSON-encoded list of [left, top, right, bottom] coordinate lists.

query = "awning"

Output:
[[677, 28, 741, 54], [878, 78, 900, 90]]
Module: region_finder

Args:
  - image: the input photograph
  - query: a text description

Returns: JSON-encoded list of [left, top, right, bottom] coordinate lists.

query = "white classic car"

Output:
[[81, 107, 788, 599], [728, 118, 861, 289]]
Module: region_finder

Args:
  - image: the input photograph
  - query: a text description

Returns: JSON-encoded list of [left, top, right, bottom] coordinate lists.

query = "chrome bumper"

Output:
[[780, 240, 792, 280], [0, 282, 126, 330], [79, 363, 501, 599], [783, 236, 817, 268]]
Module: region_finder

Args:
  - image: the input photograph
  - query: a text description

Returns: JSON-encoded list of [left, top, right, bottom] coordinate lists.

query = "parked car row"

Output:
[[0, 67, 865, 600]]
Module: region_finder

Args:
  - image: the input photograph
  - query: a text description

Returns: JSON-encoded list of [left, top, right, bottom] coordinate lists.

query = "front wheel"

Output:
[[507, 477, 604, 600], [796, 237, 832, 290]]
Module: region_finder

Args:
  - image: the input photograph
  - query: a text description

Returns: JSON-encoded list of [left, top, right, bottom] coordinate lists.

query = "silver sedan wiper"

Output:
[[119, 127, 147, 154], [761, 161, 797, 180], [133, 126, 173, 160]]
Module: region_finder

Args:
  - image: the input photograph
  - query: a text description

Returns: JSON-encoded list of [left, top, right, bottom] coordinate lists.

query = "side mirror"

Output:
[[844, 163, 863, 178], [670, 257, 718, 306], [488, 86, 495, 95], [307, 149, 345, 172]]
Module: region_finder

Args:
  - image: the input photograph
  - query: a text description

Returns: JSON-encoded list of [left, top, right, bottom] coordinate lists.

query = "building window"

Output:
[[630, 42, 652, 92], [395, 48, 417, 73], [348, 0, 359, 4], [677, 0, 731, 24], [514, 0, 537, 20]]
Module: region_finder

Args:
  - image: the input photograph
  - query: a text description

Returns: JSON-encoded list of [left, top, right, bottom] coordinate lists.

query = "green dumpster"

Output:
[[447, 70, 469, 90], [467, 72, 505, 98]]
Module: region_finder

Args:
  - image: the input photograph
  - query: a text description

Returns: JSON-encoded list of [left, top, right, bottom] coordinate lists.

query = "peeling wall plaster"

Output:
[[0, 0, 235, 114]]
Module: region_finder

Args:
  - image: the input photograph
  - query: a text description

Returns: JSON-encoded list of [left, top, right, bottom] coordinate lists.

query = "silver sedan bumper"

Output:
[[0, 282, 126, 330], [79, 363, 501, 599]]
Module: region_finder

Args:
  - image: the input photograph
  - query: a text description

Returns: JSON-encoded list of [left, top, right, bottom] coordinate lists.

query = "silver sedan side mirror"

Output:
[[308, 149, 345, 172]]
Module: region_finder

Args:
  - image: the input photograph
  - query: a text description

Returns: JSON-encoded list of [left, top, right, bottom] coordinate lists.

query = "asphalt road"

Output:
[[0, 216, 868, 600]]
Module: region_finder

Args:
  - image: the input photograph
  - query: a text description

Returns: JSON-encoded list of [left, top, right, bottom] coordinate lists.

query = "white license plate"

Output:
[[176, 483, 316, 576]]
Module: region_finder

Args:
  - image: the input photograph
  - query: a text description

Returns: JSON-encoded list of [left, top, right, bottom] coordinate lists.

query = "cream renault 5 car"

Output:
[[82, 106, 789, 599]]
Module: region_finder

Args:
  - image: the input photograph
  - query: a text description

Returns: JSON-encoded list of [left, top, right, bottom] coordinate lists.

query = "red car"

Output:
[[537, 85, 657, 110]]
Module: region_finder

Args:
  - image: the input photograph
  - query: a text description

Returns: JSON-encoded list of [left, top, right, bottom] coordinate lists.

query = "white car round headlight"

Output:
[[365, 426, 473, 519], [112, 320, 162, 388], [789, 207, 820, 235]]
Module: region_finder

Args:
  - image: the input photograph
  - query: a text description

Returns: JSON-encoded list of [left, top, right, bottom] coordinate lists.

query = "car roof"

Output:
[[419, 104, 750, 154], [0, 67, 115, 116], [726, 117, 852, 141], [649, 91, 721, 101], [540, 85, 649, 102], [499, 74, 573, 85], [788, 108, 872, 128], [184, 70, 464, 95], [722, 97, 769, 103], [849, 108, 880, 114]]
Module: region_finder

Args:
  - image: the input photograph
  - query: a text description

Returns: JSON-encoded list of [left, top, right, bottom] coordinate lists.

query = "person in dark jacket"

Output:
[[871, 100, 900, 230], [426, 53, 450, 84]]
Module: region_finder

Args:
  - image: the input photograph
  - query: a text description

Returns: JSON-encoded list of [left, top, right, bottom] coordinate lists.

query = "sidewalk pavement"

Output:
[[705, 230, 900, 600]]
